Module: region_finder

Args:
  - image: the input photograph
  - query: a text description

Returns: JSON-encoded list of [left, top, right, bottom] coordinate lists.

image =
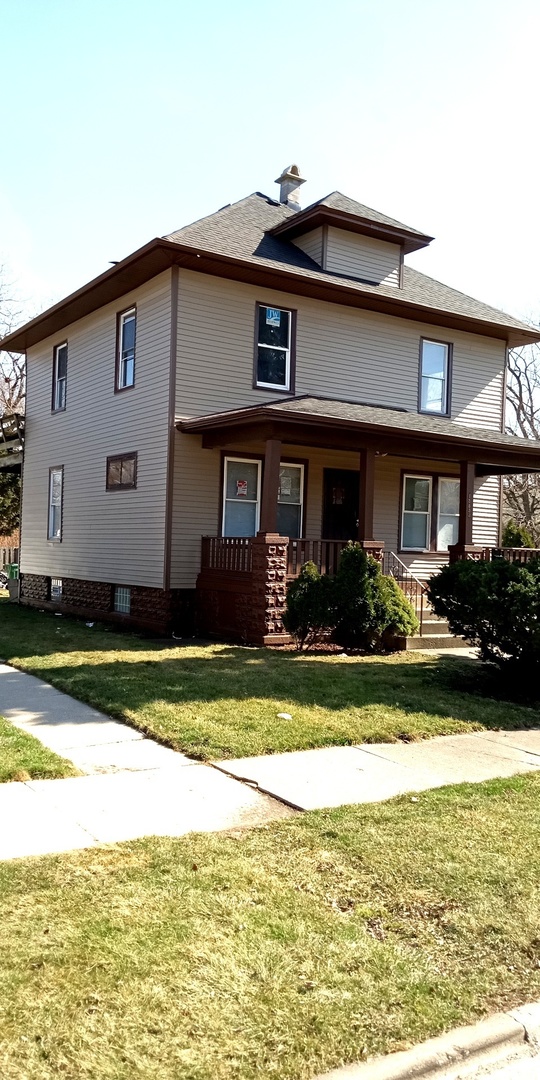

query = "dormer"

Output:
[[270, 190, 433, 289]]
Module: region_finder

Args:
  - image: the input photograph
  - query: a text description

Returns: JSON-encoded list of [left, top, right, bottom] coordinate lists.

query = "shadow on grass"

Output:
[[0, 602, 538, 759]]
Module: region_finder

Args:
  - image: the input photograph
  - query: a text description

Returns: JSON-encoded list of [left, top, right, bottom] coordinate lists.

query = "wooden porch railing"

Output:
[[492, 547, 540, 564], [201, 536, 253, 573], [287, 538, 348, 577]]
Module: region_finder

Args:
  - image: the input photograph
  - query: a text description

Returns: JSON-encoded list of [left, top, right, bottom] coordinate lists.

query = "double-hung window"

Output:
[[222, 457, 304, 538], [255, 304, 294, 391], [401, 473, 460, 552], [48, 467, 63, 541], [419, 338, 451, 415], [116, 307, 136, 390], [52, 343, 68, 411]]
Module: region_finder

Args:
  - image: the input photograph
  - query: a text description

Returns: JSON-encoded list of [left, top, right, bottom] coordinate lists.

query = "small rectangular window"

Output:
[[50, 578, 63, 600], [116, 308, 136, 390], [48, 467, 63, 541], [52, 343, 68, 411], [255, 304, 294, 391], [276, 463, 304, 538], [419, 339, 451, 415], [106, 452, 137, 490], [114, 586, 131, 614]]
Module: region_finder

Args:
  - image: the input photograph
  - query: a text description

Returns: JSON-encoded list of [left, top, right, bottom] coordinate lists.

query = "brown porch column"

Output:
[[259, 438, 282, 533], [458, 459, 475, 546], [357, 448, 384, 562]]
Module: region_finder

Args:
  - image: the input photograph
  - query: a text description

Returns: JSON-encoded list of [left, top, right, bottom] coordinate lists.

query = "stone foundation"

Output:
[[19, 573, 195, 636]]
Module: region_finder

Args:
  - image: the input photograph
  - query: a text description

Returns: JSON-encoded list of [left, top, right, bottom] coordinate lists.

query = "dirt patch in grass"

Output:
[[2, 774, 540, 1078], [0, 601, 537, 760]]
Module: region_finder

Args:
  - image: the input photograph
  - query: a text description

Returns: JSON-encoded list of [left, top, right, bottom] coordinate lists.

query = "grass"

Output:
[[0, 714, 77, 783], [2, 773, 540, 1078], [0, 600, 538, 760]]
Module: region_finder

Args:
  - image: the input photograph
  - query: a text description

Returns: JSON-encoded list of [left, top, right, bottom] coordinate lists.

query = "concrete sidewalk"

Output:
[[2, 661, 540, 861]]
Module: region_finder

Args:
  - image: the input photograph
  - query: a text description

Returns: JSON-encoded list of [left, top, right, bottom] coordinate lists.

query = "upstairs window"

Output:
[[116, 307, 136, 390], [106, 452, 137, 490], [48, 467, 63, 541], [419, 338, 451, 415], [52, 342, 68, 411], [255, 304, 295, 391]]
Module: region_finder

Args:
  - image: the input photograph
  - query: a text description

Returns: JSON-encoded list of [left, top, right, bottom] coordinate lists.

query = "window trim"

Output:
[[253, 302, 296, 393], [115, 306, 137, 392], [219, 453, 308, 538], [221, 455, 262, 537], [52, 341, 68, 413], [106, 452, 138, 491], [47, 466, 64, 542], [418, 337, 452, 418], [399, 470, 460, 553]]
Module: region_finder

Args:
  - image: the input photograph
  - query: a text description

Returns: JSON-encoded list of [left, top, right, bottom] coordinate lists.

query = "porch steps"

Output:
[[404, 612, 466, 651]]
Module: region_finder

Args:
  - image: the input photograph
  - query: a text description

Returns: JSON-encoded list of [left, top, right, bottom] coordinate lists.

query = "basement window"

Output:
[[50, 578, 63, 601], [114, 586, 131, 614]]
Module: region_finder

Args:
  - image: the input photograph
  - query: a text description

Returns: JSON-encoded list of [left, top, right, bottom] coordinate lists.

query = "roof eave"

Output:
[[269, 205, 434, 253], [2, 240, 538, 353]]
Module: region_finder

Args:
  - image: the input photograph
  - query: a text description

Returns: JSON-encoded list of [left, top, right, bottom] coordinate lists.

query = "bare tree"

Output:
[[505, 340, 540, 544], [0, 268, 25, 415]]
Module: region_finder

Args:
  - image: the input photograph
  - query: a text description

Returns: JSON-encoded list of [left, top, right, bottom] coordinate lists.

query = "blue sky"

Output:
[[2, 0, 539, 325]]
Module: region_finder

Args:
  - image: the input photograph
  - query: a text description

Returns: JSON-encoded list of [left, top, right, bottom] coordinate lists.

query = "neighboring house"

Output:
[[2, 164, 540, 642]]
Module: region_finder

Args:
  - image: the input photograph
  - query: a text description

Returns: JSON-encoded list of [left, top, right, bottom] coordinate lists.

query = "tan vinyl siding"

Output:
[[291, 228, 324, 266], [170, 439, 499, 588], [473, 475, 500, 547], [21, 271, 171, 588], [325, 227, 400, 286], [175, 271, 505, 431]]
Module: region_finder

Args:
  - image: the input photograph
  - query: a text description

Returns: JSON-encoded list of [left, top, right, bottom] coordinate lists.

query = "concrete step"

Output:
[[405, 633, 466, 651]]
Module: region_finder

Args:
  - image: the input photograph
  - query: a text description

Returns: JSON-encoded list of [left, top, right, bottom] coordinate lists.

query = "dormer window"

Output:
[[254, 304, 295, 392]]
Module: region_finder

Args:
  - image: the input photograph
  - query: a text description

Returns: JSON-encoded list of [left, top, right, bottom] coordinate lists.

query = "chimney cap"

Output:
[[274, 163, 306, 186]]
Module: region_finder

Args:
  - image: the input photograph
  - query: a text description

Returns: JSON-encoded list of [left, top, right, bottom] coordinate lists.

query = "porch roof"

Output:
[[178, 395, 540, 473]]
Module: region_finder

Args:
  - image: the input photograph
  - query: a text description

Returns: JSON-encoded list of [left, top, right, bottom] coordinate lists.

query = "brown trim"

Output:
[[252, 302, 296, 394], [260, 439, 282, 532], [398, 468, 460, 554], [501, 346, 509, 434], [358, 448, 375, 541], [114, 305, 137, 393], [3, 237, 537, 355], [106, 451, 138, 490], [164, 266, 179, 591], [418, 336, 453, 418], [398, 245, 404, 290], [47, 465, 64, 542], [51, 340, 68, 413], [457, 460, 475, 546], [321, 223, 329, 272], [269, 204, 434, 253]]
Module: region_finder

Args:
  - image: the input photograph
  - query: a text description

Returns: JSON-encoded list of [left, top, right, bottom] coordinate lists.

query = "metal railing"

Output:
[[382, 550, 428, 635]]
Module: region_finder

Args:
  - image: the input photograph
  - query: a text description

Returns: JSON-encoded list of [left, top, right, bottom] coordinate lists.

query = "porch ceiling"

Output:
[[178, 395, 540, 473]]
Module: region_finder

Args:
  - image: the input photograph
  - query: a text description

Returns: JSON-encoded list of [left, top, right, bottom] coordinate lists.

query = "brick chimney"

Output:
[[275, 164, 306, 211]]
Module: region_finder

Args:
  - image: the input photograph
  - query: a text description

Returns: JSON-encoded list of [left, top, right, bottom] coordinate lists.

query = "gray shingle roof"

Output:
[[180, 394, 540, 455], [165, 192, 534, 336], [298, 190, 429, 238]]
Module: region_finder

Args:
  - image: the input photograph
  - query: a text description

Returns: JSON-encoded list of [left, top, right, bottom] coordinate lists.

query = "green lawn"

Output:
[[0, 714, 77, 783], [0, 600, 537, 760], [2, 774, 540, 1079]]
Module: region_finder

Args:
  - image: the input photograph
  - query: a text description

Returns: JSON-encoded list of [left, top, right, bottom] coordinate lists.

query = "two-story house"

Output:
[[3, 165, 540, 642]]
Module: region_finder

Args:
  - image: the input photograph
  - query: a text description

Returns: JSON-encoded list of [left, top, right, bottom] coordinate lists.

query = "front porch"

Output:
[[178, 396, 540, 645]]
